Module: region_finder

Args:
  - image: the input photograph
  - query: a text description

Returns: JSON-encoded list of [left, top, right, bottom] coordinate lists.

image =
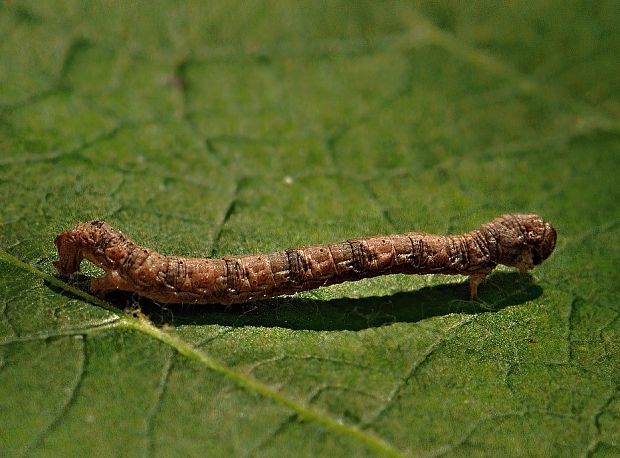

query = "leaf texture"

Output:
[[1, 1, 619, 456]]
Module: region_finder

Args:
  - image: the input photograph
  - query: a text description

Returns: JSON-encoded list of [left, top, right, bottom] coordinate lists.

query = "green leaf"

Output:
[[1, 1, 619, 456]]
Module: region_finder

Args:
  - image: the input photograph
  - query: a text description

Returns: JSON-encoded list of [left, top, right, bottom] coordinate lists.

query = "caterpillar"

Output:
[[53, 214, 556, 304]]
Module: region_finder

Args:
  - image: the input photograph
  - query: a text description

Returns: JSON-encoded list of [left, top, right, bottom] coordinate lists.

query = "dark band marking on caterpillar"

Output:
[[53, 214, 556, 304]]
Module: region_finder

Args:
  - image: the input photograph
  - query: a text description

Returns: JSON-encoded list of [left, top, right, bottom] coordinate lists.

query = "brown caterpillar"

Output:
[[53, 214, 556, 304]]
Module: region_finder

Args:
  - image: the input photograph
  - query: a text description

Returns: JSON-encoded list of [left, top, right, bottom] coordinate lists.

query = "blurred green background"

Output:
[[1, 1, 619, 456]]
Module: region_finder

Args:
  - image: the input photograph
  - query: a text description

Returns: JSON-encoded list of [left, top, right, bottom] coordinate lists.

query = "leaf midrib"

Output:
[[0, 249, 405, 458]]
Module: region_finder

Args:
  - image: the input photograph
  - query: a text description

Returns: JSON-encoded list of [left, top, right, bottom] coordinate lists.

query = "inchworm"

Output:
[[53, 214, 556, 304]]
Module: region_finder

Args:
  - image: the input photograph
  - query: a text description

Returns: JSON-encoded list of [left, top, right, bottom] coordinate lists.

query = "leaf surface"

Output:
[[1, 2, 619, 456]]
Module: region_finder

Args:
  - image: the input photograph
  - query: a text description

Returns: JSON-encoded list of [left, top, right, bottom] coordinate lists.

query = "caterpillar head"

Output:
[[493, 214, 557, 271]]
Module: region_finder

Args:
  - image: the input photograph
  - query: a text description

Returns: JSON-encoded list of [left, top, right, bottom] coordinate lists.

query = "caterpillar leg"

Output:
[[90, 271, 126, 298], [469, 273, 487, 300]]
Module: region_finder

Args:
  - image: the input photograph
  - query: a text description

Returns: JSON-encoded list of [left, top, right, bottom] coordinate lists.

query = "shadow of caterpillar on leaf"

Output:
[[47, 271, 542, 332]]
